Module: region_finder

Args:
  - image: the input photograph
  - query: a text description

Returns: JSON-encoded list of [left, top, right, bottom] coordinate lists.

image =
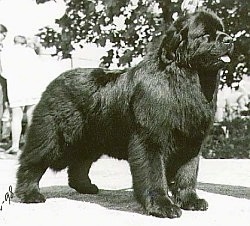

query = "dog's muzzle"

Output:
[[216, 31, 234, 63]]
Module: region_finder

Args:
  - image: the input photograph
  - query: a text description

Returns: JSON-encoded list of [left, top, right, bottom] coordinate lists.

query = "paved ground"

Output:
[[0, 156, 249, 226]]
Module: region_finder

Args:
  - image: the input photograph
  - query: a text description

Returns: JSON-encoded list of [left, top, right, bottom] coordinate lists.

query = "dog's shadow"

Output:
[[197, 183, 250, 200], [13, 183, 249, 214], [42, 186, 144, 214]]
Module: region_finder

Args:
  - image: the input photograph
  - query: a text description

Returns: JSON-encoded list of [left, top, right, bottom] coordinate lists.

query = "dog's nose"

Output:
[[222, 35, 233, 44]]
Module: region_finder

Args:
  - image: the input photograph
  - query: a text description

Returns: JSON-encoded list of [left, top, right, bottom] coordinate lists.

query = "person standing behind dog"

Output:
[[0, 24, 9, 143], [1, 35, 43, 154]]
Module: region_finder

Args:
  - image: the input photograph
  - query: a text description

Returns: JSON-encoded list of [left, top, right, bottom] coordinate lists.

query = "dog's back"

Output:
[[26, 68, 132, 165]]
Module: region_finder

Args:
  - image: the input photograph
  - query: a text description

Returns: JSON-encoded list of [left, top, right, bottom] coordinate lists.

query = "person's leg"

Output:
[[0, 84, 3, 141], [1, 102, 11, 142], [26, 104, 36, 127], [6, 106, 23, 153]]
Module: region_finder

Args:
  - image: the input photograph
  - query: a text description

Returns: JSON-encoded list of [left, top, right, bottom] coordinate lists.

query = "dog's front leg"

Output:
[[170, 156, 208, 211], [128, 134, 182, 218]]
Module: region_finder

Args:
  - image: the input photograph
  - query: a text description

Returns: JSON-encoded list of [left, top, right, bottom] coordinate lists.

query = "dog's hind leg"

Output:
[[15, 115, 64, 203], [128, 134, 182, 218], [170, 156, 208, 211], [68, 158, 99, 194], [15, 161, 48, 203], [15, 132, 61, 203]]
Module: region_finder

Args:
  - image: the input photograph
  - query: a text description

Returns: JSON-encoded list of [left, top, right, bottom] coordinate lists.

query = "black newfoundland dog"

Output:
[[15, 10, 233, 218]]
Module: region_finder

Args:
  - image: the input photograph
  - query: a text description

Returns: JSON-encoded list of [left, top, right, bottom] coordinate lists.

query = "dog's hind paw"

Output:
[[69, 182, 99, 194], [16, 191, 46, 203]]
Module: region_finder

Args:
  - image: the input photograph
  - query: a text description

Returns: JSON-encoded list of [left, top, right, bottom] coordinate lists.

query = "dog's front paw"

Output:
[[146, 195, 182, 218], [181, 198, 208, 211], [174, 189, 208, 211]]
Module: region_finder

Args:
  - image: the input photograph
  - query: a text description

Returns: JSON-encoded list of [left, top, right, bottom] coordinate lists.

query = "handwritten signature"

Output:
[[0, 185, 14, 211]]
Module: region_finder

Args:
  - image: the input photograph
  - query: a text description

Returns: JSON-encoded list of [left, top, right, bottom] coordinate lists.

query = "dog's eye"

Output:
[[196, 34, 210, 42], [202, 34, 210, 42]]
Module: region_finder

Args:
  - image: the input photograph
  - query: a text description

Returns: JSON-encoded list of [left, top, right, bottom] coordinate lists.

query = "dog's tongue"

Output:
[[220, 55, 231, 63]]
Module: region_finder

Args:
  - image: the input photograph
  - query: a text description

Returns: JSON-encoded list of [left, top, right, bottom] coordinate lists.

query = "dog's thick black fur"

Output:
[[15, 10, 233, 218]]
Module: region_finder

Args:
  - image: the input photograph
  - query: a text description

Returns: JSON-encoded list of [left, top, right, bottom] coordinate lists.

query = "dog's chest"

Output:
[[136, 73, 214, 135], [169, 76, 214, 132]]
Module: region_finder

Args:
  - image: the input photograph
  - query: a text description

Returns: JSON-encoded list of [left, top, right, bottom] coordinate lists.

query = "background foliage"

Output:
[[36, 0, 249, 86], [202, 118, 250, 159]]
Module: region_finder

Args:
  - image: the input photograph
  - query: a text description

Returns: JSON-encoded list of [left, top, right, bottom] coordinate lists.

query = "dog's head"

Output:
[[159, 10, 234, 70]]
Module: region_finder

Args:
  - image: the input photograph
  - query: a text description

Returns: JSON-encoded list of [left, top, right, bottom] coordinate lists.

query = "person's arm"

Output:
[[0, 58, 2, 75], [0, 43, 3, 75]]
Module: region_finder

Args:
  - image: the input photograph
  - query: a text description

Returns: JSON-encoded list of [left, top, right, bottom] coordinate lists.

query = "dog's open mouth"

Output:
[[219, 55, 231, 63], [219, 44, 234, 63]]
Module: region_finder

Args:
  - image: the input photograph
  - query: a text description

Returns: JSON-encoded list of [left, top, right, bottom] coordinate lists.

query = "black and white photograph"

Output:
[[0, 0, 249, 225]]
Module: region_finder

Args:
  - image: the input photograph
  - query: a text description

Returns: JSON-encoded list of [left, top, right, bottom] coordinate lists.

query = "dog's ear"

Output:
[[158, 20, 189, 65]]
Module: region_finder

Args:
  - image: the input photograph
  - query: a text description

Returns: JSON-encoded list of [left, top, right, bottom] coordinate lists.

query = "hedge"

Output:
[[202, 118, 250, 159]]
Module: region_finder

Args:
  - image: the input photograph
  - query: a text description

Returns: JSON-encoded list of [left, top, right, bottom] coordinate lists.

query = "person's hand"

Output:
[[0, 43, 3, 52]]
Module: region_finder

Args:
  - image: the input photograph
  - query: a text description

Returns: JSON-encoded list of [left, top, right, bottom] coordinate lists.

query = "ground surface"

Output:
[[0, 156, 249, 226]]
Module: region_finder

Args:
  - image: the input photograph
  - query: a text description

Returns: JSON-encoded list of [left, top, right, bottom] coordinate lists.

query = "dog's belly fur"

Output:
[[29, 65, 214, 171]]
